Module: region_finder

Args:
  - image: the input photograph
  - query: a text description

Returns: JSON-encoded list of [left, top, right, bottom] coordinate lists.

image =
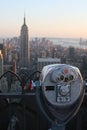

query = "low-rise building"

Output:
[[37, 58, 61, 71]]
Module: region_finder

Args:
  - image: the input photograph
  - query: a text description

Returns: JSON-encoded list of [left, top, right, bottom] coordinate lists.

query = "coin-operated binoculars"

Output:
[[36, 64, 84, 130]]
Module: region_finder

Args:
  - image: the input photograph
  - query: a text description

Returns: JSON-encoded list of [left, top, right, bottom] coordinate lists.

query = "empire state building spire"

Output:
[[24, 14, 26, 25], [20, 16, 30, 68], [24, 17, 25, 25]]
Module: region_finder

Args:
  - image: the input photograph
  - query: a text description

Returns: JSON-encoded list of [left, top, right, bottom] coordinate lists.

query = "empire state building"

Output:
[[20, 17, 30, 68]]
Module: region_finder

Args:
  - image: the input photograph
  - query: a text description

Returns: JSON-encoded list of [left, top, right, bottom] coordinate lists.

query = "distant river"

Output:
[[48, 38, 87, 49]]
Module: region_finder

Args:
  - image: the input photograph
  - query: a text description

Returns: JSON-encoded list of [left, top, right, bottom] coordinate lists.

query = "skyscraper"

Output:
[[0, 50, 3, 76], [20, 16, 30, 68]]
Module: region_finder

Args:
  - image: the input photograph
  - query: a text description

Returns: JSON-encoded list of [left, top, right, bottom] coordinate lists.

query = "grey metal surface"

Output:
[[41, 64, 83, 107]]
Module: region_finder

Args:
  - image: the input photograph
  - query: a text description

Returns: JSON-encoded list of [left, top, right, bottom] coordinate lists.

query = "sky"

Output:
[[0, 0, 87, 38]]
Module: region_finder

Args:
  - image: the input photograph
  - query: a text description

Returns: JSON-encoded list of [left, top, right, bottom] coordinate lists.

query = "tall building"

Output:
[[0, 50, 3, 76], [0, 44, 3, 54], [20, 16, 30, 68]]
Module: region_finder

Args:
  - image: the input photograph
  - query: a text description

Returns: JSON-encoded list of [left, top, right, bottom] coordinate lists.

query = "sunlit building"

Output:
[[0, 50, 3, 76]]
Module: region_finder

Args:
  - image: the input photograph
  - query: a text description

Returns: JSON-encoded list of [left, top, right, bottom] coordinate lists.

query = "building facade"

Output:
[[0, 50, 3, 76], [20, 17, 30, 68], [37, 58, 61, 71]]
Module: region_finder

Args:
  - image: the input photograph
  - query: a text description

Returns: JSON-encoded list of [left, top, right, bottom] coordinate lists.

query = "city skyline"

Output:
[[0, 0, 87, 38]]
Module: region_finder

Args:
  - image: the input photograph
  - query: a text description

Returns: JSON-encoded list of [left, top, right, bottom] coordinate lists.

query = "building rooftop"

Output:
[[38, 58, 61, 62]]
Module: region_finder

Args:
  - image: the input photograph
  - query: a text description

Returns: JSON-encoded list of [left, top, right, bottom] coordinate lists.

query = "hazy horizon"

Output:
[[0, 0, 87, 38]]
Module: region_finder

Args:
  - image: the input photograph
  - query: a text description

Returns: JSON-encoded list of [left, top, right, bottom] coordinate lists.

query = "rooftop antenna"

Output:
[[24, 10, 26, 24]]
